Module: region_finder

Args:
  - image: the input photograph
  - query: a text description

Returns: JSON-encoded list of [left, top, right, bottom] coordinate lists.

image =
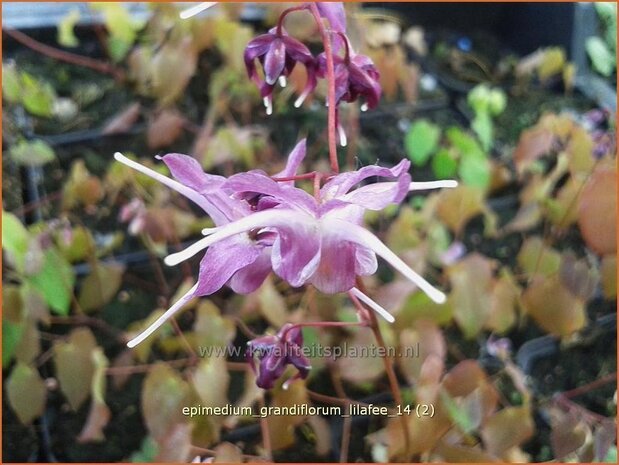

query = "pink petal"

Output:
[[271, 219, 321, 288], [355, 246, 378, 276], [196, 236, 263, 295], [160, 153, 224, 192], [317, 3, 346, 32], [229, 251, 272, 294], [114, 152, 213, 217], [321, 159, 410, 199], [225, 172, 316, 214], [281, 36, 314, 65], [264, 39, 286, 85], [160, 153, 249, 224], [274, 139, 307, 183], [311, 235, 356, 294]]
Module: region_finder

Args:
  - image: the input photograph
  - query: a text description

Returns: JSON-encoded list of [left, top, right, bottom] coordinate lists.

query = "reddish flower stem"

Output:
[[354, 279, 411, 458], [4, 28, 125, 80], [276, 5, 309, 35], [308, 3, 339, 174], [271, 171, 318, 182]]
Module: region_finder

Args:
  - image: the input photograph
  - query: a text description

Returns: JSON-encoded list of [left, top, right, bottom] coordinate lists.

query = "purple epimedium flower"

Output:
[[317, 38, 381, 113], [115, 144, 457, 348], [247, 323, 311, 389], [244, 27, 317, 115], [316, 36, 381, 146]]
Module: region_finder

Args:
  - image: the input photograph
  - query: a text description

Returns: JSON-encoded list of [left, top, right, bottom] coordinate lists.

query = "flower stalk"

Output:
[[308, 2, 339, 173]]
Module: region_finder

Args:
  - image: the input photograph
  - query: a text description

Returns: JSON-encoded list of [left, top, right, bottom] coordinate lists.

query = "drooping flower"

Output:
[[244, 27, 317, 114], [115, 144, 457, 348], [317, 37, 381, 112], [247, 323, 311, 389]]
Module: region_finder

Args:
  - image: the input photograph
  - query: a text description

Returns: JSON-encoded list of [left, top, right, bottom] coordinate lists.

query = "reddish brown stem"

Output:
[[276, 5, 309, 36], [258, 395, 273, 461], [354, 279, 411, 458], [272, 171, 318, 182], [308, 3, 339, 173], [4, 28, 125, 80], [561, 372, 617, 399]]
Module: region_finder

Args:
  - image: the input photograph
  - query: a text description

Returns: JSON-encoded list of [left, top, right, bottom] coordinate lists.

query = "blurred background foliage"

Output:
[[2, 2, 617, 463]]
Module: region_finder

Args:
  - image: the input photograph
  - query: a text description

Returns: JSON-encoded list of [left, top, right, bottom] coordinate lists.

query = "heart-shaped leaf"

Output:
[[7, 362, 46, 425]]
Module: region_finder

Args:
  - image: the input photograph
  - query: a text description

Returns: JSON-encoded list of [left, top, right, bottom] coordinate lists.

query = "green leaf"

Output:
[[2, 210, 30, 267], [9, 139, 56, 167], [517, 237, 561, 278], [586, 36, 615, 77], [446, 127, 485, 159], [459, 154, 491, 189], [7, 362, 46, 425], [2, 63, 22, 103], [604, 446, 618, 463], [405, 119, 441, 166], [57, 226, 96, 263], [27, 248, 75, 315], [58, 9, 80, 47], [441, 390, 476, 434], [54, 328, 98, 410], [3, 320, 24, 366], [447, 127, 490, 189], [131, 436, 159, 463], [142, 363, 191, 440], [107, 36, 133, 63], [431, 148, 458, 179], [447, 253, 494, 339], [488, 89, 507, 115], [538, 47, 566, 82], [78, 262, 125, 313], [21, 72, 56, 117], [91, 3, 144, 62], [467, 84, 490, 114], [471, 112, 493, 151]]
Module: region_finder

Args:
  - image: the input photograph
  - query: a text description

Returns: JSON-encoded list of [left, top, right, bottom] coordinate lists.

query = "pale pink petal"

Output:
[[229, 251, 272, 294], [321, 159, 411, 200], [271, 220, 321, 288], [325, 218, 447, 304], [355, 246, 378, 276], [114, 152, 212, 214], [164, 208, 310, 266], [196, 236, 263, 295], [225, 171, 317, 213], [310, 235, 356, 294], [274, 139, 307, 184]]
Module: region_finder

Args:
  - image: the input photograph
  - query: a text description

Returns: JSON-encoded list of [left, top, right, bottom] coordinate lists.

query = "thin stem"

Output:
[[354, 279, 411, 458], [313, 172, 322, 201], [308, 3, 339, 173], [307, 389, 369, 408], [340, 414, 352, 463], [276, 5, 309, 36], [561, 372, 616, 399], [258, 394, 273, 461], [336, 31, 351, 64], [271, 171, 318, 182], [4, 29, 124, 80]]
